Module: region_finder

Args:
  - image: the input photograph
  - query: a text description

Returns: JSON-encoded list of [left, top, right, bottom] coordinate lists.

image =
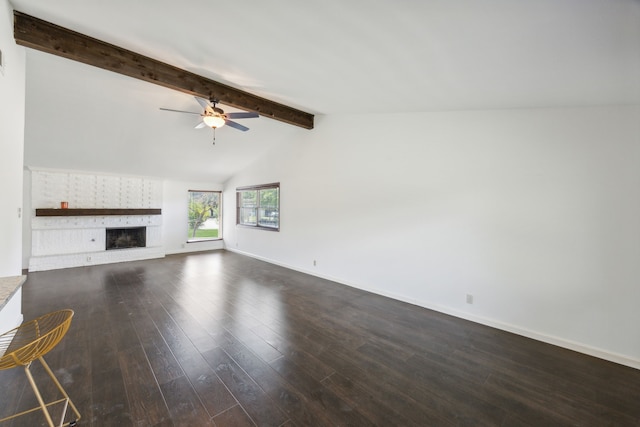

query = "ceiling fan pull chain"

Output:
[[212, 127, 216, 145]]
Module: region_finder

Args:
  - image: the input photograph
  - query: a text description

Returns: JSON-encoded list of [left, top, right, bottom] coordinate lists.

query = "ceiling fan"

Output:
[[160, 97, 259, 143]]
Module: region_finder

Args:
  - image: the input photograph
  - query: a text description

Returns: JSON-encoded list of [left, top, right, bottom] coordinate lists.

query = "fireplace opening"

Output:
[[106, 227, 146, 250]]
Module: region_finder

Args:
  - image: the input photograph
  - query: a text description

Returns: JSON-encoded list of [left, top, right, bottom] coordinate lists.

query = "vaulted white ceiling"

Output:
[[12, 0, 640, 182]]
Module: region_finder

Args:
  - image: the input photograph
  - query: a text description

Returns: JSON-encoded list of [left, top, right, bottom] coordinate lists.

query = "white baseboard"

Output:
[[225, 247, 640, 370], [29, 247, 165, 272], [165, 241, 224, 256]]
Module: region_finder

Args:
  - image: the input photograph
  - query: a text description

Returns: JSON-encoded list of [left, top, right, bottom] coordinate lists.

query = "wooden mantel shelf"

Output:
[[35, 208, 162, 217]]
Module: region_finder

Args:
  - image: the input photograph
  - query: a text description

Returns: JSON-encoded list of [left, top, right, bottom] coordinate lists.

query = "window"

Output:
[[236, 183, 280, 231], [188, 190, 222, 242]]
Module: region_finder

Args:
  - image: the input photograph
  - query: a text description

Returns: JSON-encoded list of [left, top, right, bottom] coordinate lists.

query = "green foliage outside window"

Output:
[[188, 191, 221, 241]]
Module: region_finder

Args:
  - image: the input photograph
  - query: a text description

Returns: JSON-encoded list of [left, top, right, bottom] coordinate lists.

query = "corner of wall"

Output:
[[0, 0, 26, 276]]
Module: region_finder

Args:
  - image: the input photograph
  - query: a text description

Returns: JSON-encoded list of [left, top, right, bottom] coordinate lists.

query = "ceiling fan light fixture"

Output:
[[203, 115, 226, 128]]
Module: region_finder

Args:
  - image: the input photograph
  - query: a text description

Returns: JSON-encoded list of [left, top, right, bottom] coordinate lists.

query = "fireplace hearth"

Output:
[[106, 227, 146, 250]]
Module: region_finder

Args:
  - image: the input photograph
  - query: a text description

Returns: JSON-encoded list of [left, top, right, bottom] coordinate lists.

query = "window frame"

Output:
[[187, 189, 222, 243], [236, 183, 280, 231]]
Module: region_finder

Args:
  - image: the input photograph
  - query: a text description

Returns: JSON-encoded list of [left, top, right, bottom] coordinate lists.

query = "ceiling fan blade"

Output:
[[225, 120, 250, 132], [160, 107, 202, 115], [225, 112, 259, 119], [195, 121, 208, 129], [194, 97, 214, 114]]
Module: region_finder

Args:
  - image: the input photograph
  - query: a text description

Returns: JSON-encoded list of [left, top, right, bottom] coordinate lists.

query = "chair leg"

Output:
[[37, 356, 81, 424], [23, 361, 56, 427]]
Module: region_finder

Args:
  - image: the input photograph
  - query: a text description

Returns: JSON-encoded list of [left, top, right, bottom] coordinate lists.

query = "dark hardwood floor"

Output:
[[1, 250, 638, 426]]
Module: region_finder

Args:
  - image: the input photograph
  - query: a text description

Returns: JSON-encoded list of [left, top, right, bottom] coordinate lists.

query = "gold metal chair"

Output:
[[0, 309, 81, 427]]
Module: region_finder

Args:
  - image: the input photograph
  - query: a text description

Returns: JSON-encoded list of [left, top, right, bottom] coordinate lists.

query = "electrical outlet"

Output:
[[313, 260, 317, 266], [466, 294, 473, 304], [86, 256, 92, 262]]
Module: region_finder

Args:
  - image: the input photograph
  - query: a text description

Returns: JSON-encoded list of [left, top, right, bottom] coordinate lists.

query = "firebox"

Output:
[[106, 227, 146, 250]]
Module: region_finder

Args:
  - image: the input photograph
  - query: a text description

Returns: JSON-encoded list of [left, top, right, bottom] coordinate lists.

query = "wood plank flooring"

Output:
[[1, 250, 639, 426]]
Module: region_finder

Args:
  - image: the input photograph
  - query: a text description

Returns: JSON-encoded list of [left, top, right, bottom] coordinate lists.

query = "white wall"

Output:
[[163, 180, 224, 255], [21, 170, 31, 269], [223, 105, 640, 368], [0, 1, 25, 277]]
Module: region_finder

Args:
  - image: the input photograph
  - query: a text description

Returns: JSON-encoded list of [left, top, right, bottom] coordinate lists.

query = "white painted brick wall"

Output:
[[29, 169, 165, 271]]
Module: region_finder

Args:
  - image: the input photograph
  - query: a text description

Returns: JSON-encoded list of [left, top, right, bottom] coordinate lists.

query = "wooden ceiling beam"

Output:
[[13, 11, 314, 129]]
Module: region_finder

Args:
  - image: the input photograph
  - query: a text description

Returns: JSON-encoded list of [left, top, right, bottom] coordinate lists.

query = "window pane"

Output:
[[240, 207, 257, 225], [257, 188, 279, 228], [188, 191, 221, 241], [241, 190, 257, 206], [239, 190, 257, 225]]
